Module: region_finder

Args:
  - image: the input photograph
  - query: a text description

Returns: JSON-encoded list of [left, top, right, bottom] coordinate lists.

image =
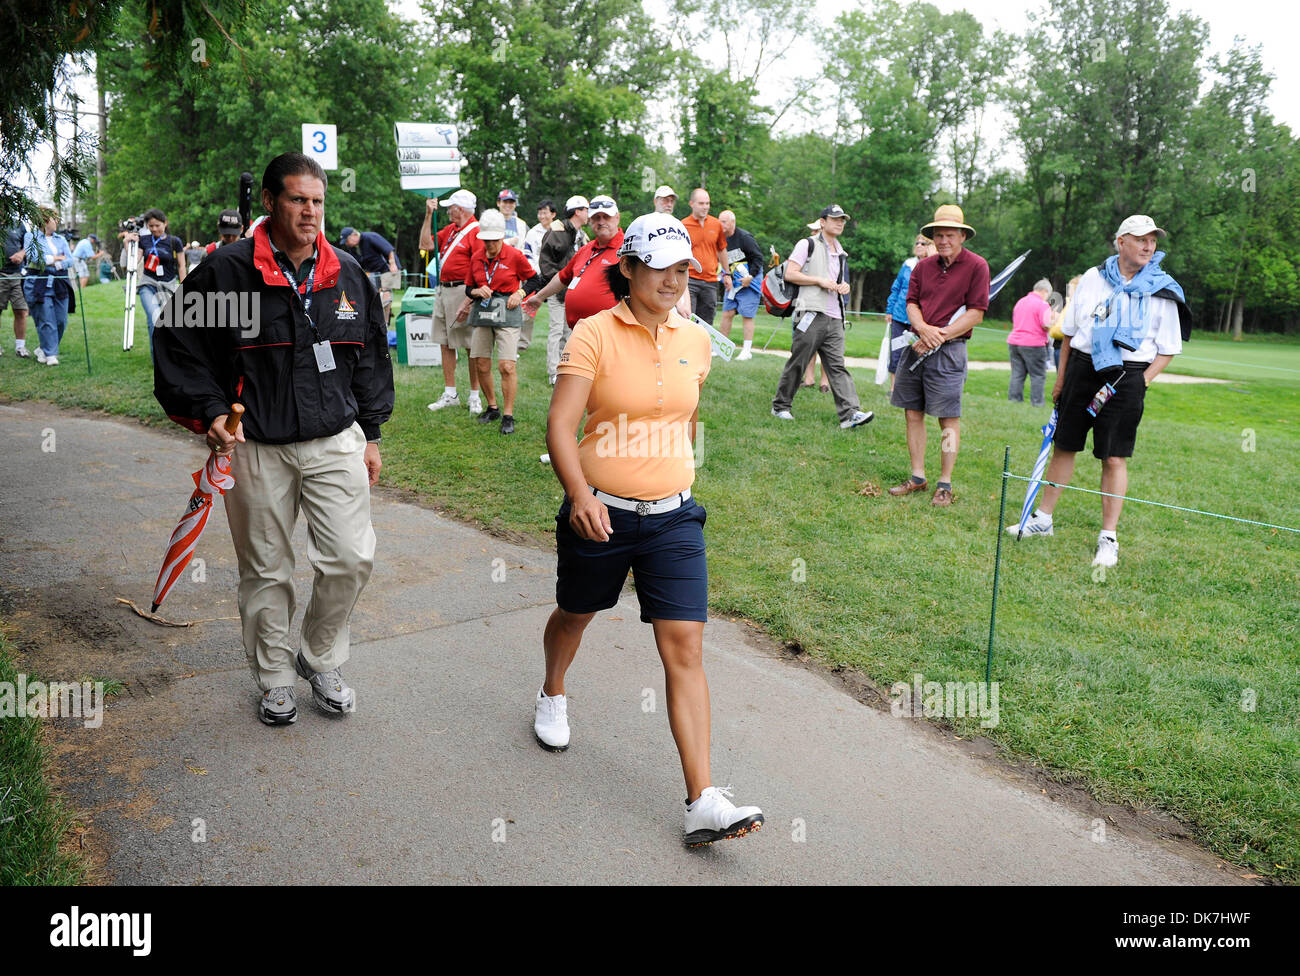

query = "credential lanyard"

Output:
[[279, 258, 319, 337]]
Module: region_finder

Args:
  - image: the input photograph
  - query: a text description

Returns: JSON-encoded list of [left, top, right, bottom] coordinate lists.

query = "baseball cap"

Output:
[[565, 195, 590, 211], [498, 189, 518, 202], [216, 209, 241, 234], [654, 185, 677, 199], [1115, 214, 1166, 239], [338, 226, 356, 245], [476, 209, 506, 241], [820, 204, 851, 220], [617, 213, 702, 272], [440, 189, 477, 209], [589, 195, 619, 217]]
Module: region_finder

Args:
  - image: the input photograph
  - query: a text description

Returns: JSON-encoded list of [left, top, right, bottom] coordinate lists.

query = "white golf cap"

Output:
[[1115, 214, 1166, 239], [476, 209, 506, 241], [617, 212, 702, 272], [565, 195, 589, 211], [654, 184, 677, 199], [589, 194, 619, 216], [440, 189, 476, 209]]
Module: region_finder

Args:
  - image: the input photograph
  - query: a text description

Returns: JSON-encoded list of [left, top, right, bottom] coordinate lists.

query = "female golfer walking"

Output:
[[536, 212, 764, 847]]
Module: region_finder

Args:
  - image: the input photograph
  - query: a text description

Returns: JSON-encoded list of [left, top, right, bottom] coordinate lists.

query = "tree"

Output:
[[0, 0, 255, 226], [419, 0, 679, 210]]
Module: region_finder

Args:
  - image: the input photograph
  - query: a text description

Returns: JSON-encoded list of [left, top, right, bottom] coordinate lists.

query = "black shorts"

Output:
[[555, 496, 708, 623], [1053, 351, 1148, 459]]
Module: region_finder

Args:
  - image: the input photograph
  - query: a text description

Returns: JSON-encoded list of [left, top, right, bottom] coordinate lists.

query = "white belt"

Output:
[[592, 487, 691, 516]]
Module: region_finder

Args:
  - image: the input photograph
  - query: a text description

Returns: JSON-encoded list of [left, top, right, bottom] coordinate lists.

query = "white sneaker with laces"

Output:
[[534, 687, 569, 751], [45, 355, 59, 366], [14, 345, 29, 358], [427, 391, 459, 411], [735, 349, 753, 361], [1008, 510, 1054, 536], [34, 347, 47, 364], [684, 786, 764, 847], [771, 408, 794, 420], [840, 410, 874, 429], [468, 390, 483, 415], [1092, 533, 1119, 568]]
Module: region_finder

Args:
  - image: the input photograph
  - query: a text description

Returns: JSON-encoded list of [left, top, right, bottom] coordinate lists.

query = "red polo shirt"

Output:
[[681, 214, 727, 282], [558, 229, 624, 326], [906, 247, 990, 339], [436, 218, 479, 283], [466, 241, 536, 294]]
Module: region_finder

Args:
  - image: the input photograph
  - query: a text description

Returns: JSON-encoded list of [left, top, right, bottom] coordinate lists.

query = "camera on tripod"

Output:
[[119, 215, 146, 233]]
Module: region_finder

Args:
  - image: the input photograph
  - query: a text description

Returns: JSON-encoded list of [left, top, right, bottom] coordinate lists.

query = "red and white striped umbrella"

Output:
[[151, 407, 242, 612]]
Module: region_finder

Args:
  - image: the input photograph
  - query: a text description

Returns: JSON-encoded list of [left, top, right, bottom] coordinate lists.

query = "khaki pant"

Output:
[[224, 423, 376, 690], [431, 282, 473, 349], [546, 295, 570, 378]]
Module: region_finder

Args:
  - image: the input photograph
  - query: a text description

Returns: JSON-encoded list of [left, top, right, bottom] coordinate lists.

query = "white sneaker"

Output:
[[1092, 534, 1119, 568], [45, 355, 59, 366], [468, 390, 484, 415], [839, 410, 873, 429], [34, 347, 47, 364], [735, 349, 753, 361], [684, 786, 764, 847], [534, 687, 569, 751], [539, 453, 551, 465], [427, 391, 459, 411], [771, 408, 794, 420], [1008, 510, 1054, 536], [14, 345, 29, 359]]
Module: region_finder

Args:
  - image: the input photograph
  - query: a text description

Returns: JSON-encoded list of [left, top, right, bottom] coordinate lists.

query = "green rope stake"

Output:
[[988, 446, 1010, 687]]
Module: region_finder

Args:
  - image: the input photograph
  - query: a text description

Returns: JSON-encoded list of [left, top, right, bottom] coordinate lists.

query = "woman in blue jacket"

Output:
[[884, 233, 935, 387], [22, 209, 74, 366]]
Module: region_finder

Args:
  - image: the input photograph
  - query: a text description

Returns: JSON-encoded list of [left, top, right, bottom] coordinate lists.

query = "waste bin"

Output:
[[394, 286, 441, 366]]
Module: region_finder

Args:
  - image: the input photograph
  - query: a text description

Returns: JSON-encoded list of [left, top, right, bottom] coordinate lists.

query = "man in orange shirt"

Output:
[[679, 188, 727, 325]]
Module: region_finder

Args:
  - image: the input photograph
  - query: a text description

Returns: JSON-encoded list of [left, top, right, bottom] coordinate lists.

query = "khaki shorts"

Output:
[[471, 325, 521, 361], [0, 275, 27, 312], [431, 282, 473, 349]]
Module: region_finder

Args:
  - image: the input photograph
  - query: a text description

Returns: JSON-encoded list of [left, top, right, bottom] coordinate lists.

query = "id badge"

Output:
[[566, 276, 580, 291], [796, 311, 815, 333], [312, 340, 337, 373]]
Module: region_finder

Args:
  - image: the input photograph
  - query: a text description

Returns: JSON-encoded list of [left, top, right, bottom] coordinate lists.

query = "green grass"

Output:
[[0, 632, 87, 885], [5, 281, 1300, 880]]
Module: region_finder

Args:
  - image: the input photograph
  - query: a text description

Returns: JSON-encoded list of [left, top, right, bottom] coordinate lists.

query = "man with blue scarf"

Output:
[[1009, 215, 1189, 568]]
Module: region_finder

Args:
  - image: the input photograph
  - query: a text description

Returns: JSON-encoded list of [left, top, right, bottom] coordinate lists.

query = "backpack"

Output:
[[761, 236, 813, 317], [761, 236, 846, 318]]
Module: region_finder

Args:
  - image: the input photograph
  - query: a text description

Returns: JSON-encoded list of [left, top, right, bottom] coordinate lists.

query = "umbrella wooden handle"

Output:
[[224, 403, 245, 434]]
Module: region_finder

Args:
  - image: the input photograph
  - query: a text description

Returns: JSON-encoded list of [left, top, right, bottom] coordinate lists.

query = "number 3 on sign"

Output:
[[301, 123, 338, 171]]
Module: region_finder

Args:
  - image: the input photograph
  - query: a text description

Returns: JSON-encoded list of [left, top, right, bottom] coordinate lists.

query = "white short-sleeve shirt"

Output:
[[1064, 266, 1183, 363]]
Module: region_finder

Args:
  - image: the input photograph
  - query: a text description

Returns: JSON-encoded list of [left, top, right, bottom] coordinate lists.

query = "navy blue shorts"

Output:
[[555, 496, 708, 623]]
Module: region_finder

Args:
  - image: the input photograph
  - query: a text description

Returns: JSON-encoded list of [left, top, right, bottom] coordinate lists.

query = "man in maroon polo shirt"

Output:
[[524, 194, 624, 334], [888, 204, 990, 507], [420, 190, 483, 414]]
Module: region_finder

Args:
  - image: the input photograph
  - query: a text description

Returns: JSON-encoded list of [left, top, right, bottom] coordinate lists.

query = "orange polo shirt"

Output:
[[681, 214, 727, 282], [558, 301, 711, 500]]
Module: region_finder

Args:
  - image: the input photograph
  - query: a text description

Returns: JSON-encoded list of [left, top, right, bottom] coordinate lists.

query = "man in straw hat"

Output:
[[1008, 215, 1188, 568], [888, 204, 990, 506]]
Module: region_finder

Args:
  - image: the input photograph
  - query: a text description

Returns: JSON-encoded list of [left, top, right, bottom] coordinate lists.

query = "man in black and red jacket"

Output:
[[153, 152, 394, 727]]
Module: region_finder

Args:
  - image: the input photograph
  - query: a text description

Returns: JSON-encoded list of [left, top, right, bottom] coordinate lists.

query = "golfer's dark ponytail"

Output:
[[605, 262, 631, 301]]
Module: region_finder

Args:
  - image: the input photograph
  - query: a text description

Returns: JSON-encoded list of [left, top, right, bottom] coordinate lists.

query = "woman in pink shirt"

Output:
[[1007, 280, 1054, 406]]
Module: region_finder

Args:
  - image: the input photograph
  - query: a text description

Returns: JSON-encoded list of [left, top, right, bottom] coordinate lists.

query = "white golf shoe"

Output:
[[534, 687, 569, 751], [683, 786, 764, 847], [1092, 533, 1119, 568], [427, 391, 459, 411], [1008, 510, 1054, 536]]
